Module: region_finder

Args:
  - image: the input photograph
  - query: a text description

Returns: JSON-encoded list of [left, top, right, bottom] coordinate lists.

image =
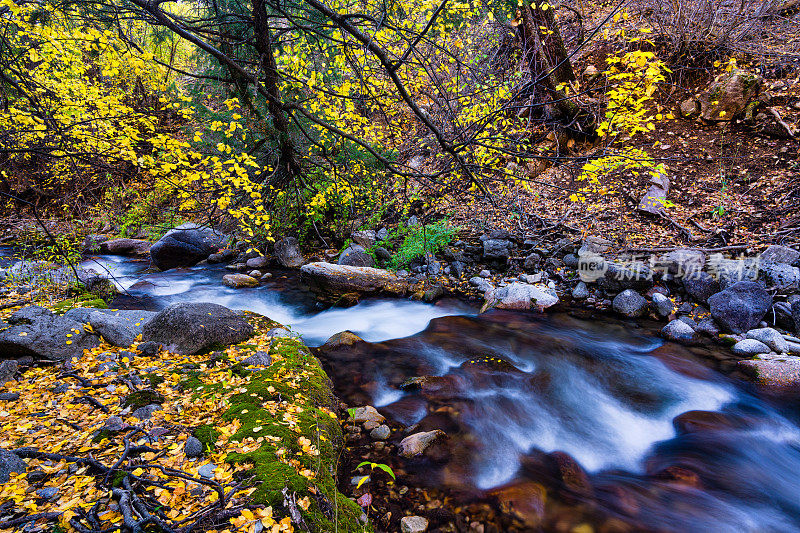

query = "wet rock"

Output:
[[652, 293, 674, 317], [99, 238, 151, 256], [746, 328, 789, 353], [661, 320, 698, 344], [549, 451, 592, 500], [572, 281, 590, 299], [0, 360, 18, 385], [149, 223, 226, 270], [274, 237, 304, 268], [142, 302, 254, 354], [350, 406, 384, 425], [248, 270, 262, 279], [483, 283, 558, 311], [222, 273, 259, 288], [400, 516, 429, 533], [245, 256, 269, 269], [338, 244, 374, 268], [242, 350, 272, 367], [612, 289, 647, 318], [398, 430, 446, 457], [738, 355, 800, 393], [370, 425, 390, 440], [732, 339, 771, 356], [0, 448, 26, 482], [322, 331, 364, 350], [682, 271, 720, 304], [300, 262, 408, 300], [761, 245, 800, 265], [708, 281, 772, 333], [673, 410, 741, 435], [699, 69, 763, 121], [185, 436, 203, 458], [695, 318, 721, 337], [491, 481, 546, 527], [0, 306, 99, 361]]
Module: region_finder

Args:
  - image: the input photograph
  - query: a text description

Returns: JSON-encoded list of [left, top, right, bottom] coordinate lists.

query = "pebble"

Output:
[[198, 463, 217, 479], [401, 515, 429, 533], [185, 436, 204, 458], [36, 487, 59, 500], [370, 424, 390, 440]]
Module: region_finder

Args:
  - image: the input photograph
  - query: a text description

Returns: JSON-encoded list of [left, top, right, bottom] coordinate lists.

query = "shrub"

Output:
[[390, 221, 458, 268]]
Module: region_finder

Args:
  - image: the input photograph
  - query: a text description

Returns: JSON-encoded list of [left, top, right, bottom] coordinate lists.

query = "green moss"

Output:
[[193, 424, 220, 452], [143, 373, 165, 388], [51, 296, 108, 315], [122, 389, 164, 410]]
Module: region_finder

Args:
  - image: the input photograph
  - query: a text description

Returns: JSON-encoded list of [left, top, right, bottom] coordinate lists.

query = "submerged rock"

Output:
[[398, 430, 446, 457], [300, 262, 408, 300], [0, 306, 98, 361], [490, 481, 547, 527], [483, 283, 558, 311], [222, 273, 259, 288], [141, 302, 254, 354]]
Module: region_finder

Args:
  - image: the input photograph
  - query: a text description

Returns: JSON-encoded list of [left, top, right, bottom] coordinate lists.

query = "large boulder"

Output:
[[274, 237, 304, 268], [483, 283, 558, 311], [708, 281, 772, 333], [0, 306, 98, 361], [141, 303, 254, 354], [738, 355, 800, 394], [149, 223, 227, 270], [300, 262, 408, 299], [64, 308, 156, 348], [483, 239, 513, 262], [761, 245, 800, 265], [338, 244, 374, 268], [682, 271, 720, 304], [759, 262, 800, 290], [699, 69, 763, 122], [99, 238, 151, 256]]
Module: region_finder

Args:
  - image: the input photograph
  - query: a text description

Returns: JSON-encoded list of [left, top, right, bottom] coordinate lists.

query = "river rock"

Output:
[[85, 310, 156, 348], [149, 223, 226, 270], [483, 239, 512, 262], [793, 298, 800, 333], [612, 289, 648, 317], [733, 339, 771, 356], [572, 281, 590, 299], [708, 281, 772, 333], [400, 516, 429, 533], [300, 262, 408, 300], [274, 237, 304, 267], [0, 448, 25, 483], [242, 350, 272, 367], [738, 355, 800, 394], [338, 244, 374, 268], [99, 238, 151, 256], [760, 262, 800, 290], [469, 277, 494, 293], [0, 360, 18, 385], [658, 249, 705, 277], [709, 255, 760, 289], [491, 481, 546, 527], [141, 302, 254, 354], [661, 319, 698, 344], [350, 406, 384, 425], [398, 430, 446, 457], [682, 271, 720, 304], [699, 69, 762, 121], [696, 318, 721, 337], [322, 331, 364, 351], [483, 283, 558, 312], [370, 424, 390, 440], [761, 245, 800, 265], [185, 436, 204, 458], [652, 293, 674, 316], [245, 256, 269, 269], [597, 261, 653, 292], [746, 328, 788, 353], [524, 252, 541, 271], [222, 273, 259, 288], [0, 306, 99, 361]]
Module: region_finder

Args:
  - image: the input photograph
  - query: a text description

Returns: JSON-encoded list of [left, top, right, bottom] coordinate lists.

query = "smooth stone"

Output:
[[738, 355, 800, 393], [370, 424, 391, 440], [484, 283, 558, 311], [400, 516, 429, 533], [185, 436, 203, 458], [36, 487, 59, 500], [732, 339, 771, 356], [245, 256, 269, 269], [747, 328, 789, 353], [222, 273, 259, 288], [398, 430, 446, 457], [198, 463, 217, 479], [149, 223, 226, 270], [350, 406, 384, 425], [661, 320, 698, 344]]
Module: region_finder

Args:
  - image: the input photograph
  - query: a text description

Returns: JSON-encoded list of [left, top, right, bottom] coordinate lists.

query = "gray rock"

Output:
[[761, 245, 800, 265], [746, 328, 789, 353], [398, 430, 446, 457], [149, 223, 226, 270], [0, 449, 26, 483], [338, 244, 374, 268], [0, 306, 98, 361], [661, 320, 698, 344], [132, 404, 162, 420], [572, 282, 590, 299], [708, 254, 760, 289], [612, 289, 648, 318], [598, 261, 653, 292], [0, 392, 20, 401], [198, 463, 216, 479], [0, 360, 18, 385], [245, 256, 269, 269], [407, 216, 420, 227], [376, 228, 389, 241], [696, 318, 721, 337], [36, 487, 59, 500], [142, 302, 254, 354], [483, 239, 512, 262], [524, 253, 541, 271], [248, 270, 262, 279], [137, 341, 162, 357], [99, 238, 151, 256], [375, 247, 393, 263], [351, 406, 384, 425], [469, 277, 494, 293], [351, 230, 377, 248], [274, 237, 304, 268], [222, 273, 259, 288], [102, 416, 126, 432], [760, 262, 800, 290], [652, 293, 674, 317], [479, 270, 491, 278], [580, 236, 612, 254], [84, 310, 156, 348], [370, 424, 390, 440], [450, 261, 465, 277], [242, 350, 272, 367], [563, 253, 579, 268], [400, 516, 429, 533], [708, 281, 772, 333], [484, 283, 558, 311], [658, 248, 706, 278], [732, 339, 771, 356], [793, 298, 800, 333], [682, 271, 720, 303], [185, 436, 204, 458], [301, 262, 407, 300], [738, 355, 800, 393]]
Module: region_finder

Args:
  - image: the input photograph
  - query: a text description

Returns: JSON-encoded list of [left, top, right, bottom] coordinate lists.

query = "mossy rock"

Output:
[[122, 389, 165, 410], [193, 424, 220, 452]]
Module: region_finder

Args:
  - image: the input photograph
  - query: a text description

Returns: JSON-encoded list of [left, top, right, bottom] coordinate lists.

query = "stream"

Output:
[[83, 254, 800, 532]]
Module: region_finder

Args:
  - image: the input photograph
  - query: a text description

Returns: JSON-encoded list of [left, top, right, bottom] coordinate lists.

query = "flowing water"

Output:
[[81, 254, 800, 531]]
